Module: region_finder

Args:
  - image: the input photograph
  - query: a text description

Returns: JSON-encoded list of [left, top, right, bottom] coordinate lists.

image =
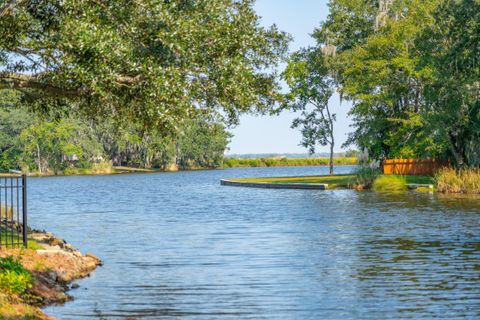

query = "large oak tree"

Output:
[[0, 0, 289, 132]]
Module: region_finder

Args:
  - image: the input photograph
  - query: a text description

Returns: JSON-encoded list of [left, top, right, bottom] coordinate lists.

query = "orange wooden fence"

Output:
[[383, 159, 448, 176]]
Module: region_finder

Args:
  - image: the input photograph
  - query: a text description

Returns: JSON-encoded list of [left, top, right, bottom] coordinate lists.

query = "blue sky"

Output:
[[227, 0, 353, 155]]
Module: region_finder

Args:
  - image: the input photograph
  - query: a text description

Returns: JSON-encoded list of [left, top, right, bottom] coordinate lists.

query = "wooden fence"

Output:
[[383, 159, 447, 176]]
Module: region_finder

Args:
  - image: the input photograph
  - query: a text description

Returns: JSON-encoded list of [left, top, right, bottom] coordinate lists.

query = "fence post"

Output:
[[22, 174, 27, 248]]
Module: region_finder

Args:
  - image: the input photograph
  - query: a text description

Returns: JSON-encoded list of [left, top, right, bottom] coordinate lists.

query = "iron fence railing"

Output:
[[0, 175, 27, 248]]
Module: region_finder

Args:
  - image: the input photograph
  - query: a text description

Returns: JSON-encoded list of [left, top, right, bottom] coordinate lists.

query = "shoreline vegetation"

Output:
[[7, 157, 478, 194], [0, 231, 102, 319], [3, 157, 359, 177]]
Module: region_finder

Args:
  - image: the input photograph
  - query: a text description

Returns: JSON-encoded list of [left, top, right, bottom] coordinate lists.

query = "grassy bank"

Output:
[[222, 157, 358, 168], [231, 174, 434, 189], [14, 166, 165, 177]]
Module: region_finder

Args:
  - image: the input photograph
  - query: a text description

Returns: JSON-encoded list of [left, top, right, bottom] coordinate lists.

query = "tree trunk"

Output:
[[448, 132, 466, 168], [36, 144, 42, 174], [325, 104, 335, 176], [329, 140, 334, 175]]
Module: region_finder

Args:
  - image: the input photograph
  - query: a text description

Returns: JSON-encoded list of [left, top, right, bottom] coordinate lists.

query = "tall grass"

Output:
[[373, 175, 407, 192], [222, 157, 357, 168], [436, 168, 480, 194]]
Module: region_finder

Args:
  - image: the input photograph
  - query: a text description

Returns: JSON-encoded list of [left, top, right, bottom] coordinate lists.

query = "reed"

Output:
[[436, 167, 480, 194]]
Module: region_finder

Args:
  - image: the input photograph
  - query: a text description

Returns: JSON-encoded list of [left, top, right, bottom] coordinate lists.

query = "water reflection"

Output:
[[355, 190, 480, 214], [352, 189, 480, 319], [437, 193, 480, 212], [354, 236, 480, 318]]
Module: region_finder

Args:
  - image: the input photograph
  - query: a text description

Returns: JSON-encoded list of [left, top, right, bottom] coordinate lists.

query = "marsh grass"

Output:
[[436, 168, 480, 194], [222, 157, 358, 168], [373, 175, 407, 192]]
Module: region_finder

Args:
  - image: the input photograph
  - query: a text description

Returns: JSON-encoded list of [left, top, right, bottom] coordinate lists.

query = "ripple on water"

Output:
[[27, 166, 480, 319]]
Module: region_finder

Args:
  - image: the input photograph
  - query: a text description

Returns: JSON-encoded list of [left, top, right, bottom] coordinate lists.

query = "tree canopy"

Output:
[[0, 90, 231, 174], [0, 0, 289, 133], [310, 0, 479, 167]]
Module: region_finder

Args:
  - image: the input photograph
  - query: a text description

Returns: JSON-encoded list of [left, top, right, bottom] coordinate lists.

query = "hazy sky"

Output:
[[227, 0, 353, 155]]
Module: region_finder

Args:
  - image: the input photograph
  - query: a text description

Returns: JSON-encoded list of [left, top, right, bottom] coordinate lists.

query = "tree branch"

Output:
[[0, 70, 146, 98], [114, 74, 147, 85], [307, 98, 328, 123], [9, 48, 47, 70], [0, 72, 86, 98]]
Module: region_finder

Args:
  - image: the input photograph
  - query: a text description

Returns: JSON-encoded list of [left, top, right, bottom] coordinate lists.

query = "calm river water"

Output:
[[28, 166, 479, 319]]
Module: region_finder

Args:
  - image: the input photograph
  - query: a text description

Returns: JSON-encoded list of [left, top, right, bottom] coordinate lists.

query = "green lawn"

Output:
[[231, 174, 434, 188]]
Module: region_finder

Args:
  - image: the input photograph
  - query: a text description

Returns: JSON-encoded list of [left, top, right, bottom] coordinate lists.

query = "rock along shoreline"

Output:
[[0, 230, 102, 319]]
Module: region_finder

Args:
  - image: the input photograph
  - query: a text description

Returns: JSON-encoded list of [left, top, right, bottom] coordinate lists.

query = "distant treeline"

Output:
[[0, 91, 230, 175], [222, 157, 358, 168], [225, 151, 357, 159]]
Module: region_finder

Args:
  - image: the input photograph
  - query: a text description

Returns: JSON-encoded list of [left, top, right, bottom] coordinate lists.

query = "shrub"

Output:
[[436, 168, 480, 194], [373, 175, 407, 192], [353, 167, 381, 189], [0, 256, 33, 295], [0, 270, 32, 295]]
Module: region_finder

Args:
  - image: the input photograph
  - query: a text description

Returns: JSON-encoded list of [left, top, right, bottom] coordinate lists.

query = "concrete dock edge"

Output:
[[220, 179, 328, 190]]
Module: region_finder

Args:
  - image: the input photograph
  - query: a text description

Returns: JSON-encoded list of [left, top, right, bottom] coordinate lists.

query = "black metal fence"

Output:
[[0, 175, 27, 248]]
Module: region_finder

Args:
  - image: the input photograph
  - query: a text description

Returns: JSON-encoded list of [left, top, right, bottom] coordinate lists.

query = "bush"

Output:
[[353, 167, 381, 189], [0, 256, 33, 295], [373, 175, 407, 192], [436, 168, 480, 194]]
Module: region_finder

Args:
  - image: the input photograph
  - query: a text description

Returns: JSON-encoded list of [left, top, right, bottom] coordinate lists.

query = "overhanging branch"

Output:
[[0, 72, 86, 98], [0, 71, 147, 98]]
